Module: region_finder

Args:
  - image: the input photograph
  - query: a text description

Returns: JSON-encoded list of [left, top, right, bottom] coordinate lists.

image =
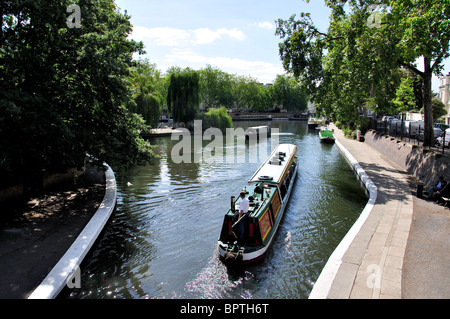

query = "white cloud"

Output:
[[256, 22, 274, 30], [131, 25, 282, 83], [164, 48, 283, 83], [193, 28, 246, 44], [223, 28, 247, 41], [132, 26, 245, 47], [133, 26, 190, 47]]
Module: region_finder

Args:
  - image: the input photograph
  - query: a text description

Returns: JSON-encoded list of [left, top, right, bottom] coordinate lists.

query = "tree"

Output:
[[271, 74, 308, 111], [431, 98, 448, 121], [386, 0, 450, 147], [392, 72, 419, 113], [126, 60, 164, 127], [200, 107, 233, 131], [167, 69, 200, 124], [0, 0, 156, 188], [276, 0, 450, 146], [230, 75, 268, 110], [199, 65, 234, 109]]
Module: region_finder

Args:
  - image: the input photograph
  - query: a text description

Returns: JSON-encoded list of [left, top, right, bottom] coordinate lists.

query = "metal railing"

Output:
[[372, 120, 449, 156]]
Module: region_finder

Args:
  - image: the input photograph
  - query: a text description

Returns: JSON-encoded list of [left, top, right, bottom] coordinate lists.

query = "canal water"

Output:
[[67, 120, 367, 299]]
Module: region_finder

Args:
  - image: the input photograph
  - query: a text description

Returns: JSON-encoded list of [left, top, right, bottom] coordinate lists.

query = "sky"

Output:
[[115, 0, 449, 91]]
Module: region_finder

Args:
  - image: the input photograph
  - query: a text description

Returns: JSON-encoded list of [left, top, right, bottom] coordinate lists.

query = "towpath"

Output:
[[312, 124, 450, 298]]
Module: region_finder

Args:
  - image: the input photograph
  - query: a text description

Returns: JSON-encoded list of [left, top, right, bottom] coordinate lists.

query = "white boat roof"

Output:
[[248, 144, 297, 185]]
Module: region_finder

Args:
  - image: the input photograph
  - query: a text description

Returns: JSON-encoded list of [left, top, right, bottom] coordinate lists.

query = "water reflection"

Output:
[[68, 120, 367, 299]]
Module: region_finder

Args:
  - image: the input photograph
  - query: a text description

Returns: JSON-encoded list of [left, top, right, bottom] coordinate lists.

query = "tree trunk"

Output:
[[422, 57, 433, 148]]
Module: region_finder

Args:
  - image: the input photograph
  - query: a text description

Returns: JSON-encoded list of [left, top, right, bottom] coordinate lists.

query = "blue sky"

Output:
[[115, 0, 449, 91]]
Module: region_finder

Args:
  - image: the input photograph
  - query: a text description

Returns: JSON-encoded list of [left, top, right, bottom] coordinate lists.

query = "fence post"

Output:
[[418, 125, 421, 146], [443, 130, 446, 154]]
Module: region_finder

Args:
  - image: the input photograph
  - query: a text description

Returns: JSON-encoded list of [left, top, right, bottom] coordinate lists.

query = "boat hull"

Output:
[[319, 136, 335, 144]]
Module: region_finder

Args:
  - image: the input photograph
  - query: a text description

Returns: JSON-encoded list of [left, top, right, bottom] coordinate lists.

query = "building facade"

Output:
[[439, 73, 450, 125]]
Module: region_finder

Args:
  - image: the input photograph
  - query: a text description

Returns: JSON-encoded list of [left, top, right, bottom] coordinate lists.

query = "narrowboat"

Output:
[[318, 126, 335, 144], [217, 144, 298, 266]]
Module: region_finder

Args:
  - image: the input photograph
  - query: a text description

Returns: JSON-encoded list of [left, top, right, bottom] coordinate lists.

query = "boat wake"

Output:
[[180, 249, 255, 299]]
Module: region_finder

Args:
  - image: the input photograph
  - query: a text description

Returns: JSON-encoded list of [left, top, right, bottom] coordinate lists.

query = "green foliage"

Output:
[[0, 0, 156, 187], [392, 73, 419, 112], [271, 74, 308, 111], [431, 98, 448, 120], [356, 116, 371, 135], [343, 127, 357, 140], [126, 60, 164, 128], [167, 69, 201, 124], [199, 65, 234, 109], [231, 75, 265, 110], [276, 0, 450, 146], [275, 14, 325, 99], [198, 66, 308, 111], [200, 107, 233, 132]]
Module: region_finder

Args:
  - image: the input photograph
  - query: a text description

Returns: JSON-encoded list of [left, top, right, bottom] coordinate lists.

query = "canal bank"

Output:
[[0, 163, 115, 299], [2, 121, 448, 299], [310, 124, 450, 299]]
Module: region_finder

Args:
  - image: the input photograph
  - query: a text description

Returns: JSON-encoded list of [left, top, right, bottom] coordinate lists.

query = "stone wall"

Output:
[[364, 129, 450, 188]]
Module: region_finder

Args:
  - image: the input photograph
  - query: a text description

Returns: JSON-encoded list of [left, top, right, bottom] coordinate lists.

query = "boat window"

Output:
[[280, 184, 287, 199]]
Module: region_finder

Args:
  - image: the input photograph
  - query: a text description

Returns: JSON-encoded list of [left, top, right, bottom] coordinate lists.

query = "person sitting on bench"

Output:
[[426, 176, 447, 199], [433, 183, 450, 205]]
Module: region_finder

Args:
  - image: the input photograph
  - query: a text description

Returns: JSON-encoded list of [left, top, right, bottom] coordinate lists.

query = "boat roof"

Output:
[[248, 144, 297, 185]]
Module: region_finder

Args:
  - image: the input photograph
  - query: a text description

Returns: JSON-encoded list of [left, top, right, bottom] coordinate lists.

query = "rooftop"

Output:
[[248, 144, 297, 185]]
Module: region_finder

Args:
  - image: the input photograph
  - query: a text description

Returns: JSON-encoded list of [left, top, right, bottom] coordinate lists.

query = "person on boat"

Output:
[[238, 190, 249, 243], [426, 176, 447, 199]]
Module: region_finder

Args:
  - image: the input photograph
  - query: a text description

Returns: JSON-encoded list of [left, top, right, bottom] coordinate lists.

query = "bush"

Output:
[[356, 116, 371, 134], [200, 107, 233, 132]]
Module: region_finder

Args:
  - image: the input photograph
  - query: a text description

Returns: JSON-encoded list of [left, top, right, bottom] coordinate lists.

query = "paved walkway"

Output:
[[311, 124, 450, 298], [150, 127, 185, 137]]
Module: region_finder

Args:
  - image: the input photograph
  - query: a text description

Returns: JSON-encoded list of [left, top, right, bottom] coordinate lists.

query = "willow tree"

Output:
[[167, 70, 200, 125]]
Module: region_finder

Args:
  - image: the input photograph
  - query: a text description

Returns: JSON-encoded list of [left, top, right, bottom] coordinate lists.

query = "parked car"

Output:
[[418, 127, 443, 141], [403, 120, 424, 136], [382, 115, 399, 122], [385, 118, 402, 134], [437, 128, 450, 147], [434, 123, 449, 131]]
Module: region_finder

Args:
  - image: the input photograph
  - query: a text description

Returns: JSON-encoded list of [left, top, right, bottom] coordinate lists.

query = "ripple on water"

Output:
[[68, 121, 367, 299]]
